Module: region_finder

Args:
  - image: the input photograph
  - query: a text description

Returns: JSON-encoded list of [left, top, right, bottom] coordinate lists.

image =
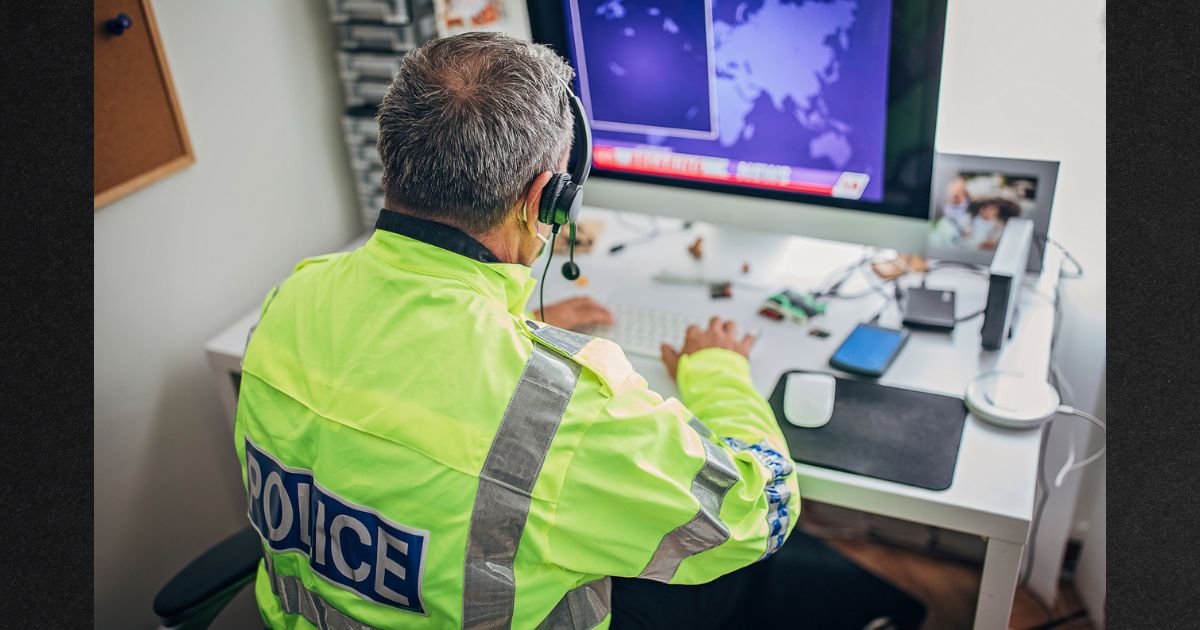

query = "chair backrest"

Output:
[[153, 526, 262, 629]]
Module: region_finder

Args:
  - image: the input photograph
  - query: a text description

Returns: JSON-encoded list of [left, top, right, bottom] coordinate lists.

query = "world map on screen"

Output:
[[568, 0, 893, 201]]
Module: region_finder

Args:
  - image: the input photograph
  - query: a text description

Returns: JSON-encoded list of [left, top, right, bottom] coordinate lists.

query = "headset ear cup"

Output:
[[564, 184, 584, 223], [538, 174, 571, 225]]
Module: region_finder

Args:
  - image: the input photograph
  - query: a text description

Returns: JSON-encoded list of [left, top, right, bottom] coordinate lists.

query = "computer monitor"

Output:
[[528, 0, 948, 250]]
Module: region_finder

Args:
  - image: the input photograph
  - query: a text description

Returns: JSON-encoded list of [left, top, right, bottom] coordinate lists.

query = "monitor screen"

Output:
[[529, 0, 947, 219]]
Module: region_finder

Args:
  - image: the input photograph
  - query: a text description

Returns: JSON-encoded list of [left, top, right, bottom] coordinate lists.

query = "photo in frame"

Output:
[[926, 153, 1060, 273]]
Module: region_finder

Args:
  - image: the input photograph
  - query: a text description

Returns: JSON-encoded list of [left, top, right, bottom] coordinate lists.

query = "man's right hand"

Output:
[[660, 317, 756, 380]]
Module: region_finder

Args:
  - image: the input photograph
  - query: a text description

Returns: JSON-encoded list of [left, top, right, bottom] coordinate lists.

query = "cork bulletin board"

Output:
[[94, 0, 194, 209]]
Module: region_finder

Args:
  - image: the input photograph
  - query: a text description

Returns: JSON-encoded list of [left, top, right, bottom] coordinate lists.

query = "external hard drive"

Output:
[[902, 287, 957, 331]]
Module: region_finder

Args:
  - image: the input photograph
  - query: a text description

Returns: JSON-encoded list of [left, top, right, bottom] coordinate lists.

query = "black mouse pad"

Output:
[[768, 371, 967, 491]]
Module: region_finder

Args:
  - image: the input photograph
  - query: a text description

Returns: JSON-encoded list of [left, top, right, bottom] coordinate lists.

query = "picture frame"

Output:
[[925, 153, 1059, 273]]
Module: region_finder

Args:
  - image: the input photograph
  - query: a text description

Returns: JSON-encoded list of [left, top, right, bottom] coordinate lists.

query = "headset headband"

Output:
[[557, 76, 592, 185]]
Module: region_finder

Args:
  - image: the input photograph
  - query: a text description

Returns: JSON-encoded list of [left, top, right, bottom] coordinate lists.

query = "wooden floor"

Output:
[[821, 535, 1092, 630]]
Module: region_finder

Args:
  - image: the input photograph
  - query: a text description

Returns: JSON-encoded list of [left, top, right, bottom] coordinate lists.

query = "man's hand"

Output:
[[660, 317, 756, 380], [538, 296, 614, 331]]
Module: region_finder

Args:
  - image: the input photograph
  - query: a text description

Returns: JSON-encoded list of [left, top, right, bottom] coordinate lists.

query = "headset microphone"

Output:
[[561, 223, 580, 280]]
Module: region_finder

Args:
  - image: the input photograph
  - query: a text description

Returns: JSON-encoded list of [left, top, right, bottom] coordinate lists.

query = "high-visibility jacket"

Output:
[[234, 210, 800, 630]]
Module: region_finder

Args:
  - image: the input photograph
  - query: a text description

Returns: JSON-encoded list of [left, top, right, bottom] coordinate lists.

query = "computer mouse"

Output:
[[783, 372, 836, 428]]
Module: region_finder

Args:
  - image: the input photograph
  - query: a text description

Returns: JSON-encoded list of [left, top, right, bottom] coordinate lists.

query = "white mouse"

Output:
[[783, 372, 836, 428]]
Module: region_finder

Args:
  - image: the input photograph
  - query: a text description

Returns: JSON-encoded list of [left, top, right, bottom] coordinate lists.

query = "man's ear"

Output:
[[523, 171, 554, 232]]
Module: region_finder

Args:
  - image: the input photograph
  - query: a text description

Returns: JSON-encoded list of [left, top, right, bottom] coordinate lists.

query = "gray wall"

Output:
[[93, 1, 359, 627]]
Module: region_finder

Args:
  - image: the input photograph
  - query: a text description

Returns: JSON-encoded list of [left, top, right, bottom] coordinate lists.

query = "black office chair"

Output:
[[158, 528, 925, 630], [153, 526, 262, 630]]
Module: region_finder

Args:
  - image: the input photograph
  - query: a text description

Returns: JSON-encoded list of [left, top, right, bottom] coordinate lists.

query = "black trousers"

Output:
[[610, 531, 926, 630]]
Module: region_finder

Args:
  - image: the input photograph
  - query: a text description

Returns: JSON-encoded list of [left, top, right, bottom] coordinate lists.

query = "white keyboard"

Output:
[[582, 304, 758, 359], [581, 304, 695, 358]]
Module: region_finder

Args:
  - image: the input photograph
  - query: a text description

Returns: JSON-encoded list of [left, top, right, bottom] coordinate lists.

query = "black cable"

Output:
[[953, 307, 986, 323], [568, 222, 576, 262], [538, 227, 559, 323]]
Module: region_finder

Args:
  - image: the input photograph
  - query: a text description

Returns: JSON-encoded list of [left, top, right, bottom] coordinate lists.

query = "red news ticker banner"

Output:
[[592, 146, 836, 196]]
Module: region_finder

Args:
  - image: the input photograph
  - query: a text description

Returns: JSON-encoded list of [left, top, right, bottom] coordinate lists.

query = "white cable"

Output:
[[1059, 405, 1106, 431], [1055, 437, 1077, 488], [1052, 405, 1106, 487], [1050, 362, 1078, 488], [1021, 403, 1105, 585], [1047, 236, 1084, 279]]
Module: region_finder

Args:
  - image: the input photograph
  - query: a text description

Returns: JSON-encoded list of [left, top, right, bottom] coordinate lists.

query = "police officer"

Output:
[[236, 32, 798, 629]]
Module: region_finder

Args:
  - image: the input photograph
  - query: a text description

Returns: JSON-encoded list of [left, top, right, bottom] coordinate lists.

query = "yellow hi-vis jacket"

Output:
[[234, 210, 800, 630]]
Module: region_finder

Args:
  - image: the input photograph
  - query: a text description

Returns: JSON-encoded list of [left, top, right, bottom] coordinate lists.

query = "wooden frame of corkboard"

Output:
[[94, 0, 194, 210]]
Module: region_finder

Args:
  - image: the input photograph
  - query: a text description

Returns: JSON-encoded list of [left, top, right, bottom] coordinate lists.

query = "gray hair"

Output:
[[376, 32, 575, 233]]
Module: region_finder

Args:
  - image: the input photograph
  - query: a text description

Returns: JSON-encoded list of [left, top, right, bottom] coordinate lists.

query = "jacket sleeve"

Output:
[[547, 347, 800, 585]]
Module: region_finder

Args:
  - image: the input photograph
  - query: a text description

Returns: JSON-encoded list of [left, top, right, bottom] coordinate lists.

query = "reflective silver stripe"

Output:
[[463, 344, 582, 629], [530, 324, 593, 356], [536, 578, 612, 630], [720, 437, 795, 559], [265, 555, 381, 630], [638, 438, 739, 582], [687, 416, 713, 439]]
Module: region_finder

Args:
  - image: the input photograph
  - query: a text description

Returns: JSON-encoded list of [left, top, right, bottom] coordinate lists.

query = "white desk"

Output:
[[206, 206, 1061, 630]]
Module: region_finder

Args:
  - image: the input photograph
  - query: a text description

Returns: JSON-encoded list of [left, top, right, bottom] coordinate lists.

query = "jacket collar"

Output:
[[365, 209, 536, 316], [374, 210, 501, 264]]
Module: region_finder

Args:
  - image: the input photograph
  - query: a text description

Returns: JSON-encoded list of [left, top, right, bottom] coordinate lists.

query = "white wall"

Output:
[[93, 1, 359, 627]]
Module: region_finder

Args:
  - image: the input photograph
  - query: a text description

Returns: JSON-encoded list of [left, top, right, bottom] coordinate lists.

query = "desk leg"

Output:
[[974, 538, 1024, 630]]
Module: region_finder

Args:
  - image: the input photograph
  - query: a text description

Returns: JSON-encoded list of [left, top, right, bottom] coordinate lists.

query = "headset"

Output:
[[535, 76, 592, 320], [538, 76, 592, 280]]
